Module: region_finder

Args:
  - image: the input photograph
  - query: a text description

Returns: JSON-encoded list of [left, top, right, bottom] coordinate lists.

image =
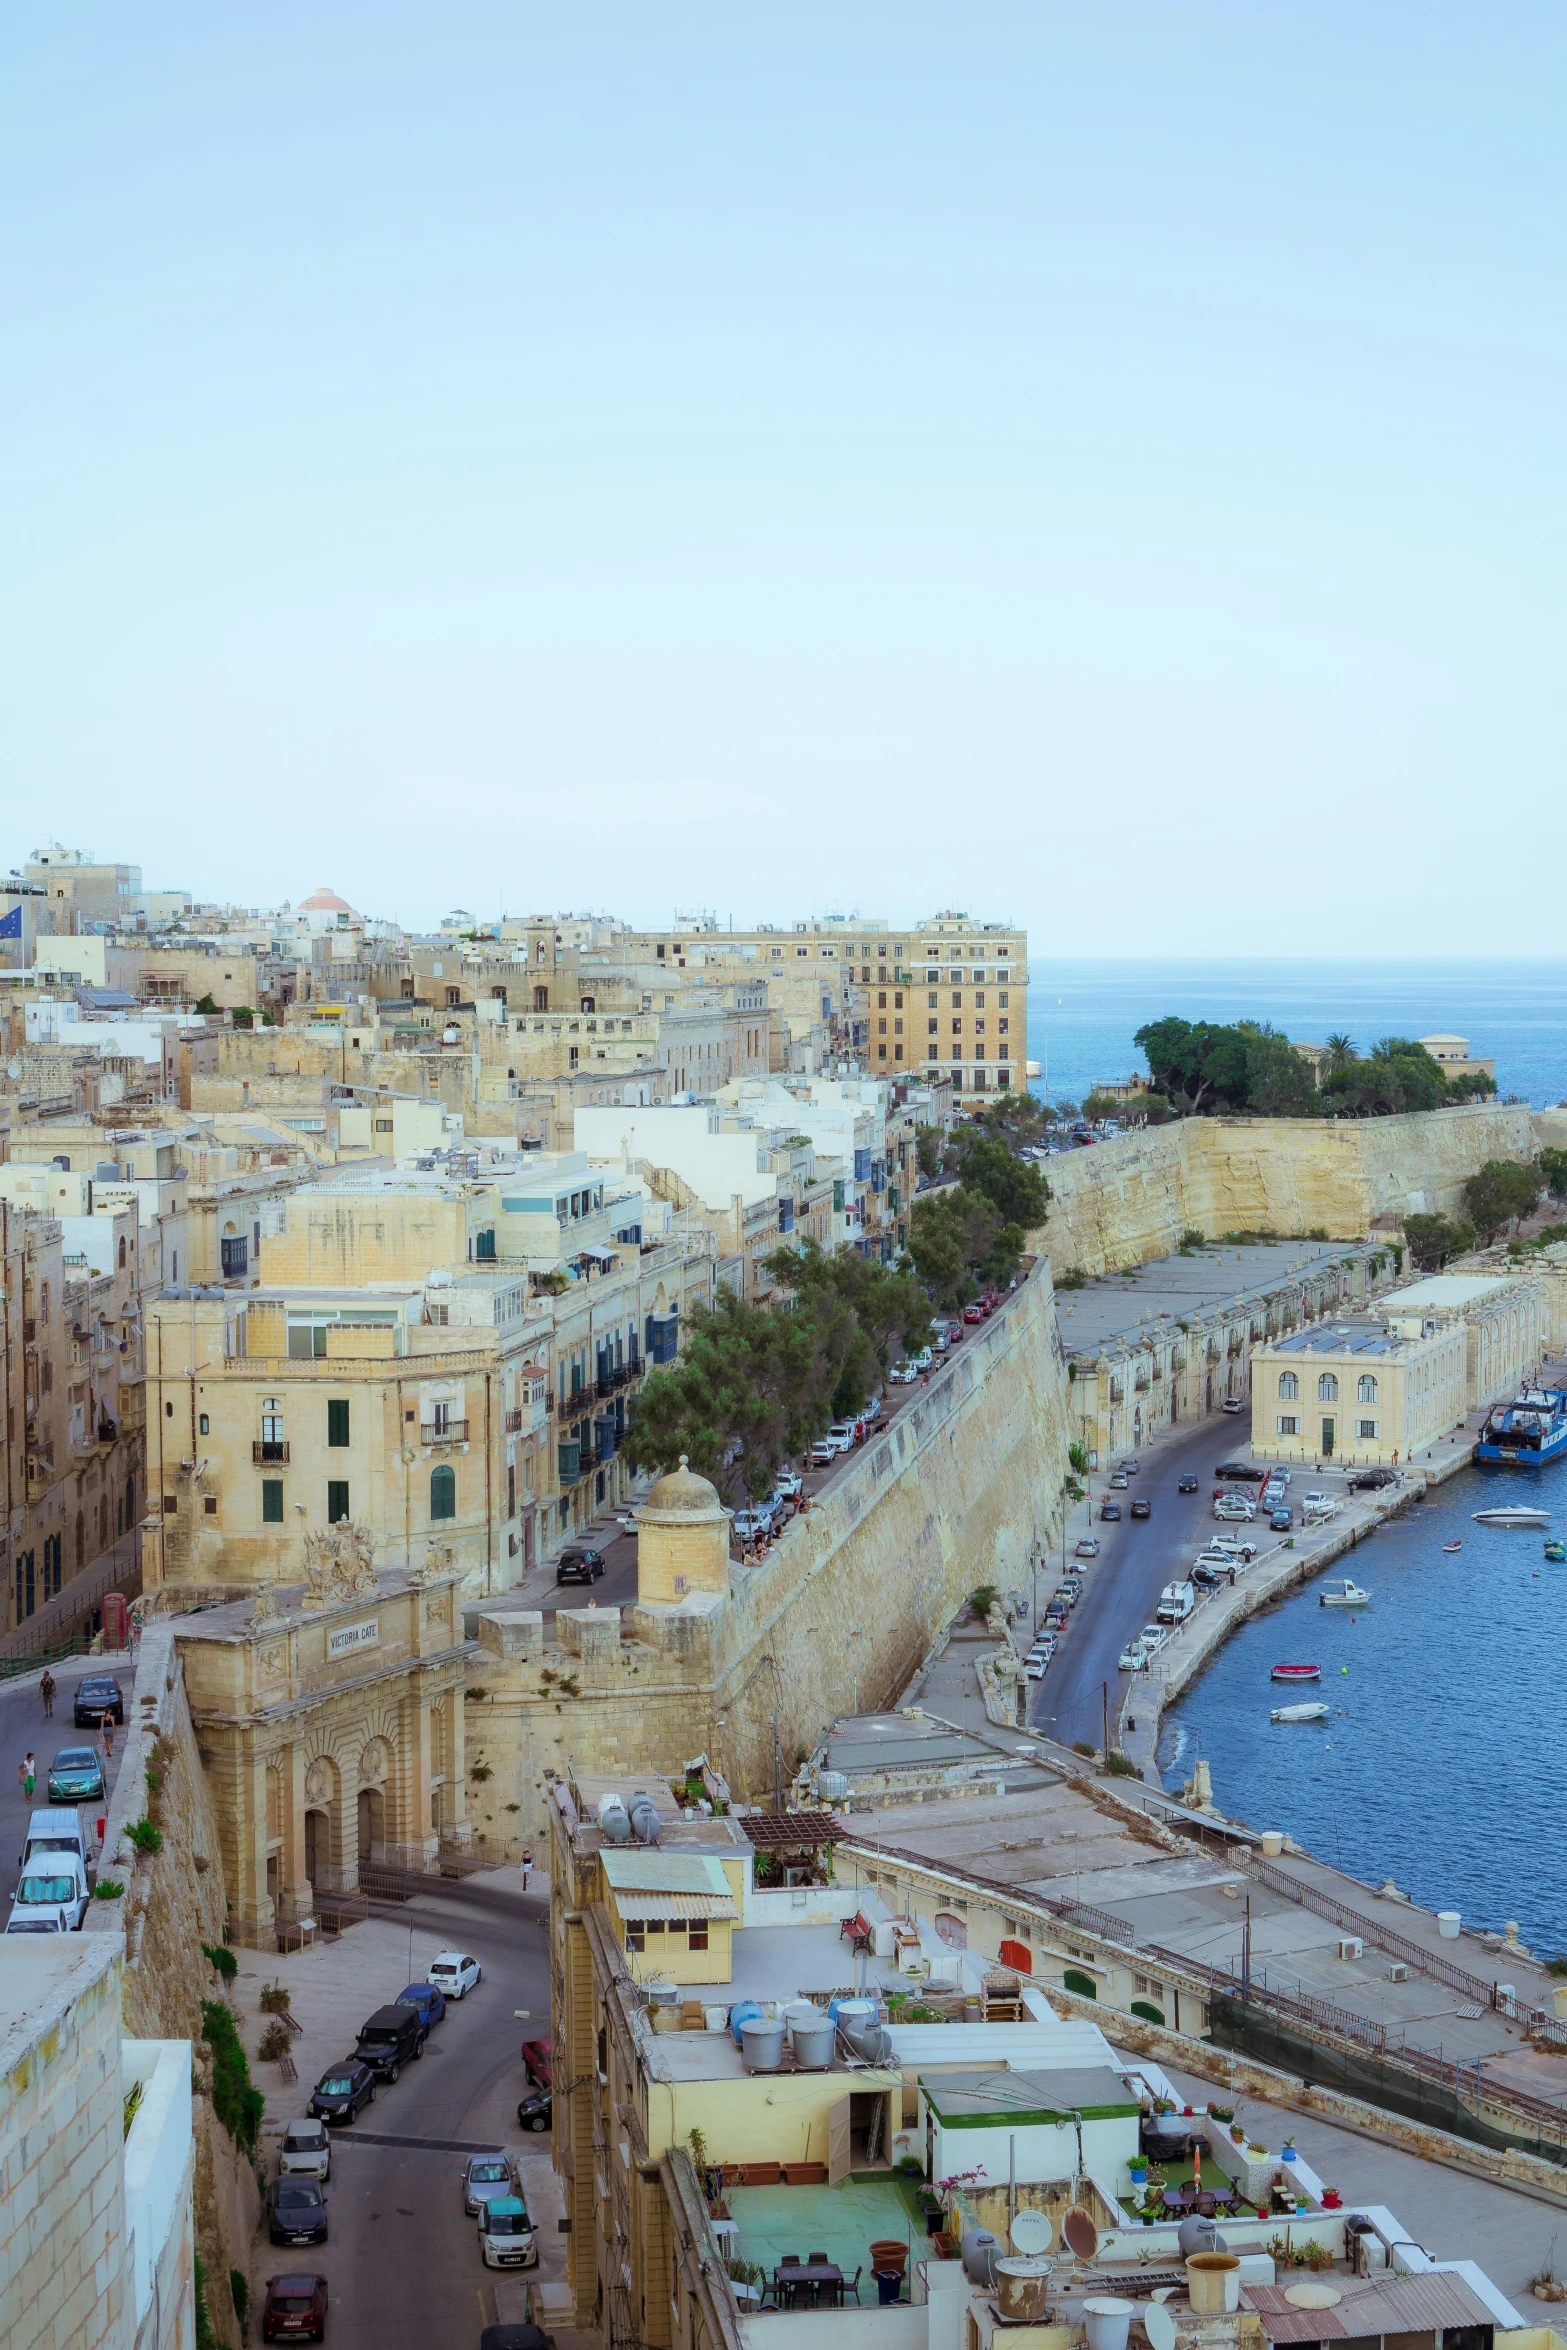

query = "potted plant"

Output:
[[1280, 2139, 1297, 2166], [1321, 2188, 1343, 2210], [1128, 2159, 1148, 2187]]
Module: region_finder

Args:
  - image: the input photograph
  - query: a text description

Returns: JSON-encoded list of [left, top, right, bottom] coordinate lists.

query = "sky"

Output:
[[3, 6, 1564, 947]]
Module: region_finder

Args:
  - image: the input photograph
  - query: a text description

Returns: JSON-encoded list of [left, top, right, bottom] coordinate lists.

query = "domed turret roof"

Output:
[[298, 886, 353, 913], [642, 1454, 722, 1515]]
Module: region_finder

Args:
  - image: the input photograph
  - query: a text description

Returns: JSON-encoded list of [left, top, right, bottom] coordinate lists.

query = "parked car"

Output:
[[1301, 1489, 1331, 1510], [519, 2037, 553, 2089], [732, 1507, 773, 1544], [1214, 1462, 1262, 1483], [1350, 1468, 1398, 1490], [46, 1747, 105, 1805], [773, 1469, 803, 1500], [428, 1950, 482, 2001], [73, 1673, 124, 1728], [355, 2004, 423, 2082], [1130, 1498, 1151, 1520], [1074, 1537, 1100, 1560], [479, 2195, 539, 2270], [516, 2086, 552, 2132], [1118, 1638, 1148, 1671], [308, 2058, 377, 2126], [827, 1420, 862, 1449], [278, 2120, 333, 2183], [961, 1303, 986, 1324], [1191, 1566, 1223, 1590], [1206, 1535, 1257, 1561], [261, 2274, 328, 2343], [7, 1860, 88, 1934], [1221, 1397, 1244, 1413], [1108, 1470, 1129, 1490], [1269, 1507, 1293, 1531], [888, 1361, 917, 1384], [1139, 1623, 1169, 1656], [1177, 1472, 1200, 1494], [395, 1982, 446, 2035], [808, 1437, 838, 1466], [1100, 1500, 1122, 1522], [1024, 1655, 1047, 1681], [555, 1548, 607, 1586], [463, 2153, 518, 2217], [1156, 1582, 1194, 1626], [269, 2179, 329, 2248], [1043, 1603, 1069, 1630], [18, 1807, 91, 1878], [1213, 1496, 1255, 1522]]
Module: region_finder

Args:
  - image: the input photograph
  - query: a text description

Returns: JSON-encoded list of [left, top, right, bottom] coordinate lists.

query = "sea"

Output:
[[1024, 958, 1567, 1113], [1020, 958, 1567, 1957]]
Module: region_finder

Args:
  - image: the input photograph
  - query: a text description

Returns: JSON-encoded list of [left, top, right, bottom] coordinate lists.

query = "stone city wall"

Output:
[[1036, 1104, 1536, 1277]]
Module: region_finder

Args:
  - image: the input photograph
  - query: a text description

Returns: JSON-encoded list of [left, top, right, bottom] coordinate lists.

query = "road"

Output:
[[1029, 1415, 1265, 1751], [0, 1654, 132, 1895], [290, 1876, 556, 2349]]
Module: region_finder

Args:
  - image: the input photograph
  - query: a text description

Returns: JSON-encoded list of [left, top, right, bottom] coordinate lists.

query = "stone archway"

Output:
[[357, 1787, 385, 1864]]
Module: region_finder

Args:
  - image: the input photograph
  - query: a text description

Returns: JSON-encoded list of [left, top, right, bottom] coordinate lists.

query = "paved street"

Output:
[[0, 1653, 132, 1895], [245, 1873, 560, 2348]]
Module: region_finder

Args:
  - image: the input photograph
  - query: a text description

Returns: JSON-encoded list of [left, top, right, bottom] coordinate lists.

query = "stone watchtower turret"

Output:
[[635, 1455, 730, 1605]]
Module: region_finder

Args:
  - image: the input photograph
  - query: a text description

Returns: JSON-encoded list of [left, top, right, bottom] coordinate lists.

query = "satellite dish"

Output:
[[1062, 2207, 1099, 2263], [1145, 2301, 1177, 2350], [1283, 2284, 1342, 2311], [1009, 2210, 1054, 2255]]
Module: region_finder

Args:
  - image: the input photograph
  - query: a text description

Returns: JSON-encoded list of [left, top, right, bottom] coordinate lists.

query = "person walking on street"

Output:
[[19, 1752, 36, 1799], [519, 1847, 533, 1891], [100, 1710, 116, 1764], [39, 1671, 55, 1721]]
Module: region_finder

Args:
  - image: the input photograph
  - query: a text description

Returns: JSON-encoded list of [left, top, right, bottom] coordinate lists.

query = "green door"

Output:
[[1321, 1417, 1334, 1456]]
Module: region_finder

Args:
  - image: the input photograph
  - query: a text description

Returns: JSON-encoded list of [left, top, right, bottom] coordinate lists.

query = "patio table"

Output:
[[774, 2262, 845, 2309]]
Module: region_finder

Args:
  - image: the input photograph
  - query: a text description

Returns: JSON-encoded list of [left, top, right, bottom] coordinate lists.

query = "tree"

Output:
[[1082, 1092, 1123, 1124], [1050, 1099, 1080, 1122], [1462, 1159, 1542, 1245], [1404, 1213, 1476, 1272], [915, 1127, 943, 1181], [1539, 1148, 1567, 1201], [1319, 1037, 1485, 1118], [1133, 1016, 1316, 1117], [907, 1186, 1022, 1308], [625, 1292, 830, 1503], [762, 1241, 932, 1410], [970, 1089, 1050, 1151], [951, 1130, 1049, 1231], [1321, 1033, 1356, 1076]]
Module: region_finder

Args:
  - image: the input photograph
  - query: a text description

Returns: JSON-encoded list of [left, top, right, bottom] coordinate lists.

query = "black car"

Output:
[[1350, 1468, 1398, 1491], [1129, 1497, 1151, 1520], [555, 1548, 607, 1586], [1214, 1462, 1262, 1483], [269, 2179, 329, 2247], [1177, 1472, 1200, 1494], [1099, 1500, 1122, 1522], [308, 2057, 377, 2125], [1191, 1565, 1223, 1589], [73, 1674, 124, 1727], [355, 2003, 423, 2082], [516, 2086, 552, 2133], [1270, 1507, 1293, 1530]]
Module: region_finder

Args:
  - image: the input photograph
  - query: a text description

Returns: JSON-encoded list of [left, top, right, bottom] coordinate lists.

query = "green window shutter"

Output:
[[327, 1398, 350, 1448], [261, 1481, 284, 1525], [1062, 1968, 1098, 2000], [430, 1465, 456, 1521], [327, 1481, 350, 1523]]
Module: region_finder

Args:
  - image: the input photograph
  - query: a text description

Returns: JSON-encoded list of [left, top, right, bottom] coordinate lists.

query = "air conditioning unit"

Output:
[[1386, 1962, 1408, 1983], [1337, 1936, 1364, 1961]]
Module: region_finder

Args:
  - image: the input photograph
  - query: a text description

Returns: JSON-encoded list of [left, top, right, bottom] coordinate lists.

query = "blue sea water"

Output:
[[1025, 959, 1567, 1113], [1158, 1464, 1567, 1957]]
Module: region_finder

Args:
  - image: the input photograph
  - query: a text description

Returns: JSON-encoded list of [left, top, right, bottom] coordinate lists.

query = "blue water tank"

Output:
[[729, 2001, 764, 2048]]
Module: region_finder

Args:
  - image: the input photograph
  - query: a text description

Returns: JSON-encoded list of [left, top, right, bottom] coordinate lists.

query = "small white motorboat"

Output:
[[1472, 1505, 1551, 1528], [1270, 1701, 1330, 1724], [1318, 1578, 1370, 1608]]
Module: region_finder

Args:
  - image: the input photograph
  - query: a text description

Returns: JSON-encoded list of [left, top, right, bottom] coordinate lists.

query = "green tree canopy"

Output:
[[1461, 1159, 1542, 1244], [1132, 1018, 1316, 1118], [625, 1291, 831, 1503], [906, 1185, 1022, 1309], [950, 1128, 1049, 1231], [1320, 1037, 1497, 1117], [1539, 1147, 1567, 1201], [1403, 1212, 1477, 1272], [763, 1240, 933, 1414]]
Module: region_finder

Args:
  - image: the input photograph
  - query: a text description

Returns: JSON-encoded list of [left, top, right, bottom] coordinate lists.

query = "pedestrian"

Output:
[[100, 1710, 115, 1763], [39, 1670, 55, 1721], [19, 1752, 36, 1799], [520, 1847, 533, 1891]]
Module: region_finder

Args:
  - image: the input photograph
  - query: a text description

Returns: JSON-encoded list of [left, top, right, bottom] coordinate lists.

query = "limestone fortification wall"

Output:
[[1036, 1104, 1536, 1276]]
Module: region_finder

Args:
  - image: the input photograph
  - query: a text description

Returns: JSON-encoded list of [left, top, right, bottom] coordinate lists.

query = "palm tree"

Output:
[[1322, 1032, 1355, 1074]]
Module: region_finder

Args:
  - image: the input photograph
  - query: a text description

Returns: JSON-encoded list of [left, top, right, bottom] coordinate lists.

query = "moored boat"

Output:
[[1270, 1662, 1322, 1683], [1270, 1701, 1329, 1724], [1472, 1505, 1551, 1528], [1441, 1540, 1463, 1553], [1478, 1388, 1567, 1468], [1318, 1578, 1370, 1608], [1546, 1539, 1567, 1562]]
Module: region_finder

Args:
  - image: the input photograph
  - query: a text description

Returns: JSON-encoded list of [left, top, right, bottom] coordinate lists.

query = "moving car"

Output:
[[46, 1747, 105, 1805], [1108, 1470, 1129, 1490], [1121, 1456, 1140, 1475], [394, 1982, 446, 2034], [478, 2195, 538, 2269], [428, 1950, 482, 2001], [517, 2086, 552, 2132], [1129, 1498, 1152, 1520], [463, 2153, 518, 2217], [1221, 1397, 1244, 1413], [278, 2120, 332, 2183], [269, 2179, 329, 2247], [555, 1548, 607, 1586], [355, 2003, 423, 2082], [1350, 1468, 1399, 1491], [7, 1859, 89, 1934], [261, 2274, 328, 2342], [307, 2058, 377, 2126], [1099, 1500, 1122, 1522], [1177, 1472, 1200, 1494], [73, 1673, 124, 1728], [1074, 1537, 1100, 1560]]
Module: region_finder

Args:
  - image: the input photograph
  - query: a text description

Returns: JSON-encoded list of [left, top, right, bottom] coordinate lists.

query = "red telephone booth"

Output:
[[102, 1592, 129, 1651]]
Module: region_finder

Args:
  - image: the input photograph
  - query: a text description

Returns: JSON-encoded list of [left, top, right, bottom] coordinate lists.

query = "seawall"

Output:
[[1036, 1104, 1536, 1276]]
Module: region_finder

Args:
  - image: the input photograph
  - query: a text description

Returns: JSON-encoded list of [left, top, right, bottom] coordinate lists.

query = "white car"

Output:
[[731, 1507, 773, 1542], [888, 1362, 917, 1385], [1118, 1639, 1148, 1672], [7, 1860, 88, 1933], [478, 2195, 538, 2269], [773, 1470, 803, 1499], [1205, 1536, 1258, 1563], [1140, 1623, 1169, 1655], [1221, 1398, 1244, 1413], [1024, 1655, 1048, 1681], [429, 1950, 482, 2002], [859, 1395, 882, 1422], [278, 2119, 332, 2183], [1074, 1537, 1101, 1560], [1301, 1489, 1331, 1509], [911, 1346, 933, 1372]]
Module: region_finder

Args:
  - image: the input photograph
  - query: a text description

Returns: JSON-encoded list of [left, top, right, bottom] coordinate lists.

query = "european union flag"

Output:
[[0, 903, 22, 939]]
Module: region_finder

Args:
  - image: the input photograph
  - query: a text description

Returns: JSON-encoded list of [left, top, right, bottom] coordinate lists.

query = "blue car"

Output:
[[395, 1982, 446, 2037], [46, 1747, 106, 1804]]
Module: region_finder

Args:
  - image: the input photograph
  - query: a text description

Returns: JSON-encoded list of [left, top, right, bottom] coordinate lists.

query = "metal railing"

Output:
[[253, 1440, 290, 1463], [421, 1419, 469, 1444]]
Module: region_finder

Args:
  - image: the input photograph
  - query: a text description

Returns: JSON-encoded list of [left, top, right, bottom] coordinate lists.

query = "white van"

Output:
[[7, 1855, 89, 1933], [1155, 1582, 1194, 1627], [18, 1807, 91, 1880]]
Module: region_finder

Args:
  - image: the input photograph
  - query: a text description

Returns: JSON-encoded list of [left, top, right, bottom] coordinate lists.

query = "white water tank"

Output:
[[1437, 1910, 1461, 1940], [741, 2017, 786, 2071]]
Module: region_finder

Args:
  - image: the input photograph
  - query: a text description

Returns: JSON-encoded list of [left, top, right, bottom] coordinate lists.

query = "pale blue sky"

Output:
[[3, 7, 1563, 946]]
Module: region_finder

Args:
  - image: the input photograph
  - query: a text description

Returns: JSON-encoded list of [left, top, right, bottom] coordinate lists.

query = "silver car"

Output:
[[462, 2153, 516, 2217], [278, 2120, 332, 2183]]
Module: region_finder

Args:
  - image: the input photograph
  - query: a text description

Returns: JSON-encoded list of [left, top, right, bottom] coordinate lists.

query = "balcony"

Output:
[[556, 1439, 581, 1484], [421, 1419, 469, 1446], [253, 1440, 290, 1464], [505, 1407, 524, 1434]]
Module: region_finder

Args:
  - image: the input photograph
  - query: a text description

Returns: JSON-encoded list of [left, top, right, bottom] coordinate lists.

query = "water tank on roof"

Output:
[[728, 2002, 764, 2048], [626, 1791, 660, 1845], [597, 1793, 631, 1845], [816, 1771, 850, 1802], [96, 1163, 120, 1181], [827, 1997, 875, 2031], [960, 2230, 1001, 2289], [790, 2015, 834, 2069], [741, 2017, 786, 2072]]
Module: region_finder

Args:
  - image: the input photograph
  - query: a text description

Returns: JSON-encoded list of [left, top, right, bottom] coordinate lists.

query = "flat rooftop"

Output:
[[1054, 1240, 1375, 1360], [1271, 1318, 1402, 1358]]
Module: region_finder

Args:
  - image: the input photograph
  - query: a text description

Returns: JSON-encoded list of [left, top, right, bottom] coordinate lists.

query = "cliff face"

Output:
[[1036, 1104, 1536, 1275]]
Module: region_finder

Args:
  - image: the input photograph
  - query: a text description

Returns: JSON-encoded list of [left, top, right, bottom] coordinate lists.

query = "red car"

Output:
[[961, 1304, 986, 1324], [520, 2037, 553, 2089], [263, 2275, 327, 2342]]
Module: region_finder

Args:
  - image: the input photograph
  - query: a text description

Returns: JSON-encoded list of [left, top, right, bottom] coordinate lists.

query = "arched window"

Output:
[[430, 1464, 456, 1521], [1357, 1374, 1377, 1403], [1278, 1371, 1298, 1400], [1318, 1373, 1339, 1402], [118, 1235, 126, 1269], [1062, 1967, 1097, 2000]]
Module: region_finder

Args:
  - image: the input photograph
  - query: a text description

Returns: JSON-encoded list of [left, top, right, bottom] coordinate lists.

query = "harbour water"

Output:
[[1026, 958, 1567, 1112], [1158, 1462, 1567, 1957]]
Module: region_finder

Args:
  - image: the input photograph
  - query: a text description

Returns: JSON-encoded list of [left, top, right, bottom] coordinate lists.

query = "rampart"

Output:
[[1035, 1103, 1536, 1276]]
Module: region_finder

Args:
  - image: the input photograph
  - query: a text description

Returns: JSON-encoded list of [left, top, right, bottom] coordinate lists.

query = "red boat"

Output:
[[1270, 1663, 1322, 1683]]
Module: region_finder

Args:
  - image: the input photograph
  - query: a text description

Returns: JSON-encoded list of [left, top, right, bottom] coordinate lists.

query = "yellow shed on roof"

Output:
[[600, 1849, 740, 1986]]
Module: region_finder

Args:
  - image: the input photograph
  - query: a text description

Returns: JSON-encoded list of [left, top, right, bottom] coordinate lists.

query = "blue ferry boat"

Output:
[[1477, 1387, 1567, 1468]]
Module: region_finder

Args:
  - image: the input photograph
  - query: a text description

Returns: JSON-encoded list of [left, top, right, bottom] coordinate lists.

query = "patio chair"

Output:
[[809, 2253, 828, 2267], [843, 2267, 864, 2305]]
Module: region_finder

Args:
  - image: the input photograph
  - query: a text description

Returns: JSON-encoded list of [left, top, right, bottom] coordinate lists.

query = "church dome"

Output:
[[641, 1455, 722, 1516], [298, 886, 353, 913]]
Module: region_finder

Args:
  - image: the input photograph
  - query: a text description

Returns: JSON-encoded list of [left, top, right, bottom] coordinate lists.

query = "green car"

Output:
[[46, 1747, 106, 1804]]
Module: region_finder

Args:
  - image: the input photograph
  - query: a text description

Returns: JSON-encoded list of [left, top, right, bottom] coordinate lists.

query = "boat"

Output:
[[1441, 1540, 1463, 1553], [1270, 1701, 1329, 1724], [1546, 1540, 1567, 1563], [1472, 1505, 1552, 1528], [1270, 1663, 1322, 1683], [1478, 1388, 1567, 1468], [1318, 1578, 1370, 1608]]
